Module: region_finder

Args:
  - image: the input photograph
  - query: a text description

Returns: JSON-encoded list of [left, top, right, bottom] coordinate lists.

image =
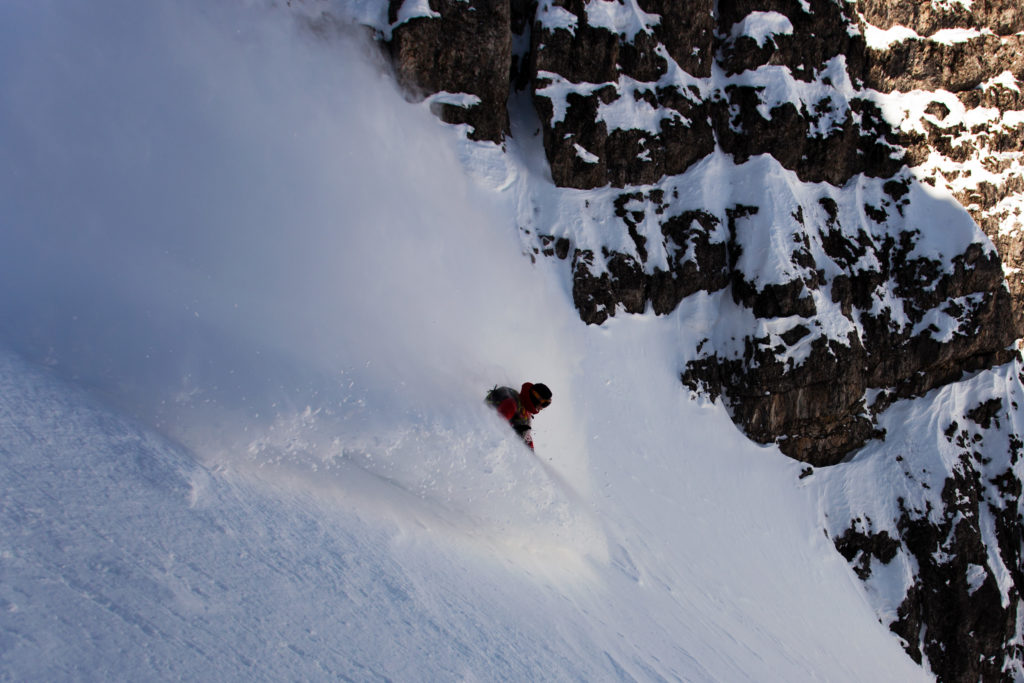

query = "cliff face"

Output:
[[382, 0, 1022, 463], [860, 2, 1024, 336], [353, 0, 1024, 678], [388, 0, 512, 142]]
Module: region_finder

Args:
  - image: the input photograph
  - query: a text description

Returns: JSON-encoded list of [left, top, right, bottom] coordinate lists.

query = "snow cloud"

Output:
[[0, 0, 571, 458]]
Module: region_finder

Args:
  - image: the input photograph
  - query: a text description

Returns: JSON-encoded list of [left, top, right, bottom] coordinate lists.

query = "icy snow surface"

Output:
[[0, 1, 937, 680]]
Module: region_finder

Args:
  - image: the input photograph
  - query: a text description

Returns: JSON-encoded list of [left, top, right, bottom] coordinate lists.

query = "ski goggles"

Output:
[[531, 389, 551, 410]]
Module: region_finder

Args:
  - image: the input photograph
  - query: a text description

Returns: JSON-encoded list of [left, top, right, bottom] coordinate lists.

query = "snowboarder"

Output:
[[486, 382, 552, 450]]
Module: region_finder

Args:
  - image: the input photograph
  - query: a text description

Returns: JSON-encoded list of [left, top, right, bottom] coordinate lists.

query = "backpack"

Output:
[[486, 386, 532, 436], [485, 385, 518, 409]]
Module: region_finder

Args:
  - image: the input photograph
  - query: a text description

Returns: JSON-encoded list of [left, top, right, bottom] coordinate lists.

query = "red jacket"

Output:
[[496, 382, 542, 448]]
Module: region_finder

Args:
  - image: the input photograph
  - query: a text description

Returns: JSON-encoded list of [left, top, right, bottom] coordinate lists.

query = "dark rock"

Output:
[[388, 0, 512, 143], [684, 212, 1018, 465], [539, 235, 571, 259], [717, 0, 864, 82], [890, 460, 1017, 683], [780, 324, 811, 346], [652, 210, 730, 312], [856, 0, 1024, 36], [865, 35, 1024, 94], [534, 86, 612, 189], [967, 398, 1003, 429], [683, 330, 877, 466], [571, 203, 730, 324], [571, 248, 648, 325], [636, 0, 714, 77], [533, 80, 714, 189], [711, 87, 906, 185], [834, 521, 900, 579], [924, 100, 951, 121]]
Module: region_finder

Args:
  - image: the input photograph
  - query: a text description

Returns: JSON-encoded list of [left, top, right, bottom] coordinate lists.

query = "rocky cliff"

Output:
[[332, 0, 1024, 678]]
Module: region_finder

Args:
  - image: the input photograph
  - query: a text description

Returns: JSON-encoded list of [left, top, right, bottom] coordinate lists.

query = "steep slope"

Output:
[[357, 0, 1024, 678], [0, 1, 938, 680], [0, 311, 934, 681], [0, 349, 607, 680]]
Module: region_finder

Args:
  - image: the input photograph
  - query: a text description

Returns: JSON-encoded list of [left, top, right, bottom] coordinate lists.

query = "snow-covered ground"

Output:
[[0, 1, 952, 679]]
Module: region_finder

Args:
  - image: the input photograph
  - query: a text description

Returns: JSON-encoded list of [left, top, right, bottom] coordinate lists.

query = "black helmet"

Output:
[[530, 382, 552, 409]]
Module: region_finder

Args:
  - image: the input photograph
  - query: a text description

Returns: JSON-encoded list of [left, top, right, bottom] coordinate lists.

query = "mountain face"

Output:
[[355, 0, 1024, 679]]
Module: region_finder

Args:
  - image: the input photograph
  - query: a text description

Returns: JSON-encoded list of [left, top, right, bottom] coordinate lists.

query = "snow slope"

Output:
[[1, 1, 937, 679]]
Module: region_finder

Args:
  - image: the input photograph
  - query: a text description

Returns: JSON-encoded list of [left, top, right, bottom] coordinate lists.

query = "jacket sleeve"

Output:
[[496, 397, 517, 421]]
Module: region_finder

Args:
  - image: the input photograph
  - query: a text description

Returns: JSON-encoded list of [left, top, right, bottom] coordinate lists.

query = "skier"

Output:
[[486, 382, 552, 450]]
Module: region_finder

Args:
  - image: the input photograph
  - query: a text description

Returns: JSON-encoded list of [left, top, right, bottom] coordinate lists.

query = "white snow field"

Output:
[[0, 1, 941, 680]]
